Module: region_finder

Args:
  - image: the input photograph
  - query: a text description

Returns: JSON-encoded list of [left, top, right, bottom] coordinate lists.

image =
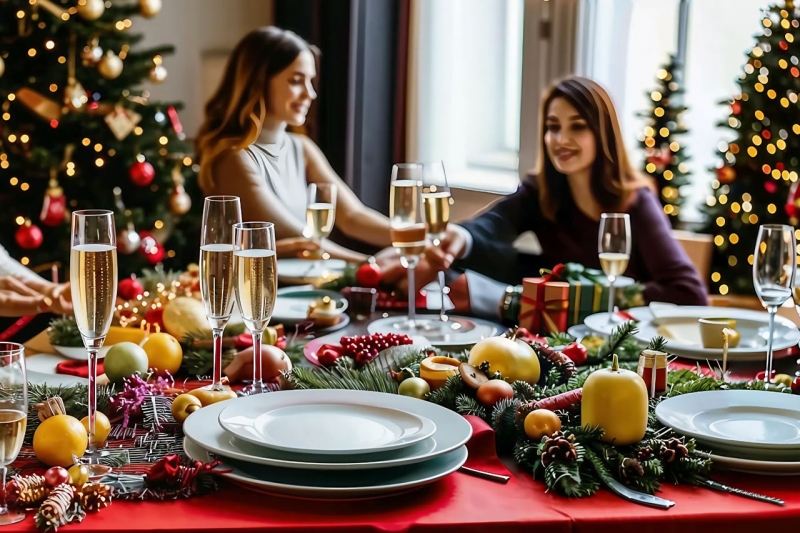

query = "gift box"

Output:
[[519, 277, 569, 334], [566, 272, 609, 327]]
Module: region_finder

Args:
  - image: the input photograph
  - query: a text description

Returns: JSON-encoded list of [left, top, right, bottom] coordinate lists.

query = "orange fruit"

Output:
[[33, 415, 87, 467], [141, 332, 183, 376], [81, 411, 111, 446], [524, 409, 562, 441]]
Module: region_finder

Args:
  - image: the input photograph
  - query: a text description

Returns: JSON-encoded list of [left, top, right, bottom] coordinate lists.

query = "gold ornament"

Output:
[[139, 0, 162, 17], [0, 56, 4, 78], [169, 161, 191, 214], [148, 56, 167, 83], [81, 38, 103, 66], [98, 51, 123, 80], [76, 0, 105, 20]]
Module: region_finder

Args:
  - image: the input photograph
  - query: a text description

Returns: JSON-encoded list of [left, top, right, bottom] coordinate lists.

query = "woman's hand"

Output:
[[276, 237, 319, 258], [448, 274, 471, 313], [0, 277, 72, 316], [424, 226, 468, 273]]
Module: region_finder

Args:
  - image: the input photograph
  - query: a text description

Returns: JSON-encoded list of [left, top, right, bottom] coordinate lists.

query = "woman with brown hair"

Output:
[[424, 76, 707, 310], [196, 27, 392, 262]]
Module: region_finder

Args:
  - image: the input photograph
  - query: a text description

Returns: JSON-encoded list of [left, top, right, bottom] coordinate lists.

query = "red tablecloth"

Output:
[[6, 417, 800, 532]]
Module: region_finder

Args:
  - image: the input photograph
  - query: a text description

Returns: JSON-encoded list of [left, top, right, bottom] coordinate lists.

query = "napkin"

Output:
[[462, 415, 514, 477], [55, 359, 104, 378]]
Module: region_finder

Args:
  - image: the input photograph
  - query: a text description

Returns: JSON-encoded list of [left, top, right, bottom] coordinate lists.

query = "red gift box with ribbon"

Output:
[[519, 277, 570, 334]]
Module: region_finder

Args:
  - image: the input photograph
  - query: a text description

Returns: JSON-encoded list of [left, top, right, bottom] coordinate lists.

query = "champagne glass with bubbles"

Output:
[[598, 213, 631, 325], [0, 343, 27, 525], [233, 222, 277, 395], [390, 163, 429, 332], [754, 224, 795, 382], [200, 196, 241, 390], [422, 161, 453, 328], [304, 183, 336, 264], [70, 210, 117, 465]]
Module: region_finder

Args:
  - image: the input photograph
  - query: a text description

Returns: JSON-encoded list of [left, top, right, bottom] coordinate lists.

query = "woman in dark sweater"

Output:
[[427, 77, 708, 308]]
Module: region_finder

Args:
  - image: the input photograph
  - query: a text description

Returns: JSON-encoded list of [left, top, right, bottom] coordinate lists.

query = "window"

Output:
[[411, 0, 524, 194]]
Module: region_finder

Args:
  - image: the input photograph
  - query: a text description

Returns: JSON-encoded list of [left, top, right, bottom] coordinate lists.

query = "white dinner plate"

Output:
[[183, 398, 470, 470], [367, 316, 501, 350], [219, 390, 437, 455], [273, 286, 348, 326], [51, 345, 109, 360], [709, 452, 800, 476], [184, 437, 468, 499], [624, 306, 800, 361], [277, 259, 347, 285], [656, 390, 800, 450]]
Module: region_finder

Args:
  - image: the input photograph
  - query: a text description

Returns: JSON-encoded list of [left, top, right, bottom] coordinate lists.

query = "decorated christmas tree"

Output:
[[704, 0, 800, 296], [0, 0, 201, 277], [638, 56, 691, 227]]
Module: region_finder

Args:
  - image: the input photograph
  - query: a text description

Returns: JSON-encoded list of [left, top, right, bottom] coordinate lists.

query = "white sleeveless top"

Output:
[[243, 132, 307, 223]]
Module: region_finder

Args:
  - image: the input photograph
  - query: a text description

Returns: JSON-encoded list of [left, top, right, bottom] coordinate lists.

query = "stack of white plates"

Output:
[[182, 389, 472, 499], [656, 390, 800, 475]]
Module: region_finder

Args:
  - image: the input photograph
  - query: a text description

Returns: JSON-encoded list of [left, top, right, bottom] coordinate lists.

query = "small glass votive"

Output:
[[344, 287, 378, 320]]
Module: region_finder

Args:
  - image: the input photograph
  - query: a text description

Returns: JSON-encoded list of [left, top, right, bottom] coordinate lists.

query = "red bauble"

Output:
[[40, 185, 66, 227], [130, 160, 155, 186], [143, 307, 165, 331], [786, 180, 800, 218], [44, 467, 70, 488], [716, 166, 736, 184], [118, 276, 144, 300], [765, 180, 778, 194], [356, 262, 382, 288], [139, 232, 165, 264], [15, 220, 43, 250]]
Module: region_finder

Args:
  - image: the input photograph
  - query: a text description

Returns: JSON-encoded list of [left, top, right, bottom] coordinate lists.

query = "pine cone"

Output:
[[540, 431, 578, 466], [660, 437, 689, 463], [637, 445, 654, 462], [38, 484, 76, 528], [78, 482, 112, 512], [619, 457, 644, 481], [5, 474, 50, 505]]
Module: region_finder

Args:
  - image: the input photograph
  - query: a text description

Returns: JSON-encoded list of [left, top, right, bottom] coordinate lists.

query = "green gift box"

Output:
[[566, 274, 609, 327]]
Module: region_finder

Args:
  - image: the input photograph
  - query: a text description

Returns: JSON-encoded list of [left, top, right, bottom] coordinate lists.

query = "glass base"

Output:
[[242, 381, 266, 395], [0, 508, 25, 525], [387, 317, 437, 335]]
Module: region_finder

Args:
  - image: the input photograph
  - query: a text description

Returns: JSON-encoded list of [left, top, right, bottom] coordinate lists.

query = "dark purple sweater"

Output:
[[458, 181, 708, 306]]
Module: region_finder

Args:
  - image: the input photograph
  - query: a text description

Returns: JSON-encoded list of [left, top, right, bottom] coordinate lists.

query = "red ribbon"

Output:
[[0, 316, 34, 342], [146, 454, 231, 492], [519, 282, 568, 333]]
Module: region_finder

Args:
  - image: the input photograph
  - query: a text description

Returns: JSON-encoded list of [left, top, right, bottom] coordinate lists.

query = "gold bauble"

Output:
[[77, 0, 105, 20], [0, 56, 4, 78], [81, 43, 103, 66], [169, 186, 192, 215], [139, 0, 162, 17], [148, 64, 167, 84], [98, 51, 123, 80]]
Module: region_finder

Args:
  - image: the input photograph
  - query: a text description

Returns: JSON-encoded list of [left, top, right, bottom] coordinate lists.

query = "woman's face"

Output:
[[544, 97, 596, 176], [268, 50, 317, 126]]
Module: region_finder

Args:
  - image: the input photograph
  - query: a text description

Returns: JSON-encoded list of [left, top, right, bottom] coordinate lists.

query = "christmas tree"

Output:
[[704, 0, 800, 296], [638, 56, 691, 227], [0, 0, 201, 278]]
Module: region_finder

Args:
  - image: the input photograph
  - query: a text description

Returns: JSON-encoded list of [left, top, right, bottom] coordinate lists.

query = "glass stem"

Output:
[[438, 270, 447, 321], [607, 276, 616, 324], [212, 328, 224, 390], [87, 348, 98, 454], [408, 264, 416, 326], [0, 465, 8, 514], [766, 306, 777, 383], [252, 331, 263, 393]]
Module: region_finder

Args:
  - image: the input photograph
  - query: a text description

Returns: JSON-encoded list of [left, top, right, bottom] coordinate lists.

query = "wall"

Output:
[[134, 0, 273, 139]]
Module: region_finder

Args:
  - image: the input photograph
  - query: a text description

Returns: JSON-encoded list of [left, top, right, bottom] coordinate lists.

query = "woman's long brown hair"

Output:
[[195, 27, 315, 193], [534, 76, 654, 221]]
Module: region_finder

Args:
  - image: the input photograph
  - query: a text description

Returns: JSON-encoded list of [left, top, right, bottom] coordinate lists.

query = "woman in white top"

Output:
[[0, 245, 71, 317], [196, 27, 392, 263]]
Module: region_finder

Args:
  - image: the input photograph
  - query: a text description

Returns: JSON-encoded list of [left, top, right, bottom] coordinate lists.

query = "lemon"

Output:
[[141, 332, 183, 376], [33, 415, 87, 467]]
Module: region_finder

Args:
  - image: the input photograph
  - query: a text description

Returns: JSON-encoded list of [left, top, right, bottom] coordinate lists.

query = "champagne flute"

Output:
[[200, 196, 242, 390], [754, 224, 795, 382], [598, 213, 631, 325], [304, 183, 336, 263], [0, 343, 27, 525], [70, 210, 117, 463], [233, 222, 277, 395], [390, 163, 428, 332], [422, 161, 453, 326]]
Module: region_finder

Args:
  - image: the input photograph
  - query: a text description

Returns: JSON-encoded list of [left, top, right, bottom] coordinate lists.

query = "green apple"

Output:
[[104, 342, 149, 384], [398, 377, 430, 399]]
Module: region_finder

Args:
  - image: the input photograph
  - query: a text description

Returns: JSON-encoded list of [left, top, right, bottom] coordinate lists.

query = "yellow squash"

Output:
[[187, 388, 237, 406], [104, 326, 147, 346], [420, 356, 461, 390]]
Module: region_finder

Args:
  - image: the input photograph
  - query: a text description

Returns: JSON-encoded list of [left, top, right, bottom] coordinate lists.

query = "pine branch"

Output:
[[514, 436, 541, 471], [545, 332, 575, 346], [491, 397, 521, 453], [454, 394, 486, 419], [597, 321, 638, 360], [47, 317, 83, 347], [424, 374, 465, 411], [511, 381, 539, 402], [646, 336, 668, 352], [286, 362, 398, 394]]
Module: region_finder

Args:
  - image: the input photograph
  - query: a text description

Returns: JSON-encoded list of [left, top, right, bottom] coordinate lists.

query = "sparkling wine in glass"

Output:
[[754, 224, 795, 382], [304, 183, 336, 261], [598, 213, 631, 325], [200, 196, 242, 390], [233, 222, 277, 395], [390, 163, 429, 332], [70, 210, 117, 466], [0, 343, 27, 525], [422, 161, 453, 326]]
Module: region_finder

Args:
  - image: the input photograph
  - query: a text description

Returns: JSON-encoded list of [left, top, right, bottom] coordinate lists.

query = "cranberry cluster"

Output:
[[340, 333, 413, 364]]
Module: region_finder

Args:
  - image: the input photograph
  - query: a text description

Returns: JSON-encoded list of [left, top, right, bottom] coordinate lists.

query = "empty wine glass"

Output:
[[70, 210, 116, 466], [0, 343, 27, 525], [598, 213, 631, 325], [422, 161, 453, 328], [200, 196, 242, 390], [754, 224, 795, 382]]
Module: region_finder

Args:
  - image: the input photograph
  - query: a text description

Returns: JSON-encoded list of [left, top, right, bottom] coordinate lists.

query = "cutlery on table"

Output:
[[698, 478, 784, 506]]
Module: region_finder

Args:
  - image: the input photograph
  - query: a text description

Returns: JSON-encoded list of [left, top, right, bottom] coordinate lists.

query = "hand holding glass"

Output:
[[754, 224, 795, 382], [0, 343, 27, 525], [598, 213, 631, 325]]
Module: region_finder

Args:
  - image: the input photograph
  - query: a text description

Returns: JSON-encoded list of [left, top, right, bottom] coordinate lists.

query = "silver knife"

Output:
[[603, 475, 675, 509], [699, 478, 784, 506]]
